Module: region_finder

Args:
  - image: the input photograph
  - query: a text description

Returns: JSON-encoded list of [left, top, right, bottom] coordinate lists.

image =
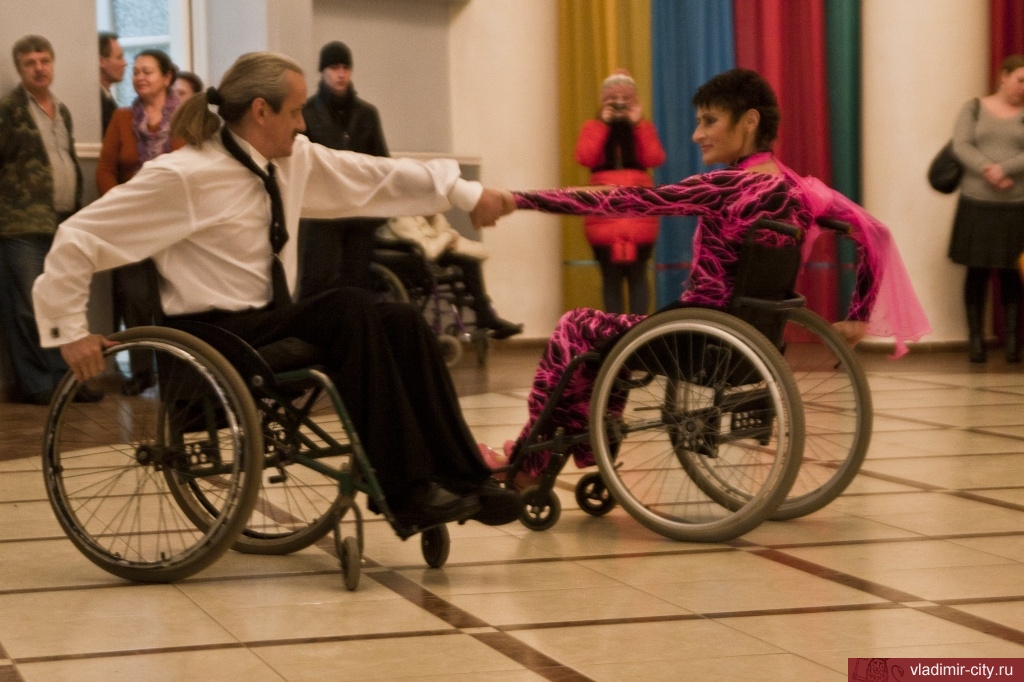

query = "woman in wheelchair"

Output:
[[482, 68, 930, 482]]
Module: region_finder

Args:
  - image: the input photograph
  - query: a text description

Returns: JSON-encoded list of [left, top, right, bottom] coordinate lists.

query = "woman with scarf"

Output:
[[97, 48, 184, 393], [482, 68, 931, 480]]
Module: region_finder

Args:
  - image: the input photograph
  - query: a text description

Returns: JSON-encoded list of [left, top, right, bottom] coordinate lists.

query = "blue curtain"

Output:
[[651, 0, 736, 307]]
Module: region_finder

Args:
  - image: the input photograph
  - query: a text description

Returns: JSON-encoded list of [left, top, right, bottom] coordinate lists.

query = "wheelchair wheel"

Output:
[[520, 484, 561, 531], [335, 532, 361, 591], [575, 471, 616, 516], [421, 524, 451, 568], [438, 333, 463, 367], [771, 307, 872, 520], [368, 262, 410, 303], [42, 327, 263, 583], [170, 385, 350, 556], [589, 308, 803, 543]]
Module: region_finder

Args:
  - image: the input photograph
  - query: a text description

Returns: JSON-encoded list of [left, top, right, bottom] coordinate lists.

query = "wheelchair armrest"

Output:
[[814, 217, 852, 235], [732, 293, 807, 311]]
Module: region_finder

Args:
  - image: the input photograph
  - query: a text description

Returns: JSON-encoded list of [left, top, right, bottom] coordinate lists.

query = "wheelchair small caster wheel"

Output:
[[438, 334, 463, 367], [575, 472, 616, 516], [519, 484, 560, 531], [421, 525, 451, 568], [337, 534, 361, 591]]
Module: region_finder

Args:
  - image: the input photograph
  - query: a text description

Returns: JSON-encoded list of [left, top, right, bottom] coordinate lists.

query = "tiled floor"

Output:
[[2, 343, 1024, 681]]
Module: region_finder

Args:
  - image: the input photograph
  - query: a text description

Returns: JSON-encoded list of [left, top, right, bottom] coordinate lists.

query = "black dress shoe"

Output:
[[470, 478, 524, 526], [488, 318, 524, 340], [393, 483, 480, 529], [73, 385, 105, 403]]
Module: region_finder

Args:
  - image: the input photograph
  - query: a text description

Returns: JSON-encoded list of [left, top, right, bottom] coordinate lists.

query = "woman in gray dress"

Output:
[[949, 54, 1024, 363]]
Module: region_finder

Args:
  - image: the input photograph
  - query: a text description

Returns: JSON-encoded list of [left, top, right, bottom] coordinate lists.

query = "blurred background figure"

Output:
[[947, 54, 1024, 363], [98, 31, 125, 134], [172, 70, 203, 102], [574, 69, 666, 314]]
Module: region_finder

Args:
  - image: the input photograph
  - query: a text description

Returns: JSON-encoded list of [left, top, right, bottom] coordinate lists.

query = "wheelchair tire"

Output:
[[770, 307, 872, 520], [421, 524, 451, 568], [575, 471, 616, 516], [519, 484, 561, 531], [368, 262, 410, 303], [589, 308, 804, 543], [337, 533, 361, 591], [42, 327, 263, 583], [171, 385, 352, 556], [438, 333, 463, 367]]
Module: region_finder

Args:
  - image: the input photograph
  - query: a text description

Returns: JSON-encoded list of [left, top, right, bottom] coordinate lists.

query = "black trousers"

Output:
[[176, 288, 490, 506]]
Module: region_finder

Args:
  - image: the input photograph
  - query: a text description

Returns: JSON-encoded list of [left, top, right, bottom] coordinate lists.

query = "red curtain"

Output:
[[990, 0, 1024, 87], [733, 0, 838, 323]]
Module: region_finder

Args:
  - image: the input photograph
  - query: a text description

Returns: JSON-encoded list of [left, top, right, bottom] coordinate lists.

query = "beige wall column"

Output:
[[449, 0, 563, 338], [861, 0, 989, 346]]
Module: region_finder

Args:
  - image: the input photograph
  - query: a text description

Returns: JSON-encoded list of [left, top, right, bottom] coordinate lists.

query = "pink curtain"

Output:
[[733, 0, 838, 323]]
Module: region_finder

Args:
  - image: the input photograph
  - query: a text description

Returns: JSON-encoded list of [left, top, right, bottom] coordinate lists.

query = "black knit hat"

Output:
[[319, 41, 352, 70]]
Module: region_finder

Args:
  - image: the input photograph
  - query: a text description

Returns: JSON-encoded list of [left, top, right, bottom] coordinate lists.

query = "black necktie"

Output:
[[220, 127, 290, 307]]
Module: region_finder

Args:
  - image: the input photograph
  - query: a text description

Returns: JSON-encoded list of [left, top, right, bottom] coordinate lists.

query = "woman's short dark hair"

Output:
[[174, 70, 204, 95], [692, 68, 781, 151], [136, 48, 177, 81], [999, 54, 1024, 75]]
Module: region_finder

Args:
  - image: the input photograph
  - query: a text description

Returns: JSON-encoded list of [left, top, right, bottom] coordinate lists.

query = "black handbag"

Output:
[[928, 98, 980, 194], [927, 142, 962, 194]]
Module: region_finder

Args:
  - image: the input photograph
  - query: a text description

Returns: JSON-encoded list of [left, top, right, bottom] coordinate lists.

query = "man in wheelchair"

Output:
[[32, 51, 521, 529]]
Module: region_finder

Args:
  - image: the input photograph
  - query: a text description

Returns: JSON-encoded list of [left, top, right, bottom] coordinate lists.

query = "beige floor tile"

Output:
[[0, 538, 128, 591], [0, 456, 40, 473], [719, 608, 995, 655], [399, 560, 622, 597], [869, 414, 942, 432], [459, 406, 529, 427], [445, 584, 688, 626], [953, 601, 1024, 632], [254, 633, 528, 681], [0, 585, 236, 659], [870, 387, 1024, 410], [740, 514, 920, 546], [581, 653, 845, 682], [458, 393, 529, 410], [890, 372, 1024, 389], [860, 453, 1024, 490], [878, 403, 1024, 429], [18, 647, 285, 682], [645, 571, 885, 614], [856, 563, 1024, 602], [783, 539, 1015, 575], [578, 548, 802, 586], [0, 470, 44, 502], [178, 574, 450, 641], [0, 499, 73, 541], [510, 619, 783, 667], [868, 429, 1024, 456], [840, 476, 919, 495], [860, 505, 1024, 536], [951, 535, 1024, 562], [828, 491, 1003, 517]]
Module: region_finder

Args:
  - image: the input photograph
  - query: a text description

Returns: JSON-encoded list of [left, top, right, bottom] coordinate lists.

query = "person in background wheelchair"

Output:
[[482, 68, 931, 481], [32, 51, 521, 529], [380, 213, 523, 339]]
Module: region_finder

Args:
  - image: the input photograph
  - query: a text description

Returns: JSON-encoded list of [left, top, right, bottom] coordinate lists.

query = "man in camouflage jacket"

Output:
[[0, 35, 87, 405]]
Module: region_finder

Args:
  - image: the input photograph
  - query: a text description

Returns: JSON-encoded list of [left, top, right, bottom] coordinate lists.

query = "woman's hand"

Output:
[[626, 102, 643, 124], [983, 163, 1014, 190], [60, 334, 119, 381], [832, 320, 868, 347]]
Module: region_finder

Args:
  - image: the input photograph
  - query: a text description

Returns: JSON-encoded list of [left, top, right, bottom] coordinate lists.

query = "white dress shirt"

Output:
[[33, 132, 482, 347]]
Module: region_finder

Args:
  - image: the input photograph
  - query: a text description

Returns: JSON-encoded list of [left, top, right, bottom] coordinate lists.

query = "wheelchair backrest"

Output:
[[728, 219, 804, 348]]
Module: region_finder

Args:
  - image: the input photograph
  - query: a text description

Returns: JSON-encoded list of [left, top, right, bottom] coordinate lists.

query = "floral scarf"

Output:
[[131, 92, 179, 167]]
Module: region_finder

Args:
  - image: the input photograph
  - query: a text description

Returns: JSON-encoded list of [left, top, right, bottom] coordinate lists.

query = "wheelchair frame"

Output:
[[370, 237, 490, 367], [500, 218, 873, 538], [42, 322, 454, 589]]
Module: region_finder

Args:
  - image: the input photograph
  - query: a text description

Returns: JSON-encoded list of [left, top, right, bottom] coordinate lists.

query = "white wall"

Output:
[[861, 0, 990, 346], [449, 0, 564, 337]]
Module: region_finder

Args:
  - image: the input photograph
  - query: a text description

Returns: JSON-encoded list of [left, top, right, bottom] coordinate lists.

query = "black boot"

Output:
[[966, 303, 987, 363], [1005, 303, 1021, 363]]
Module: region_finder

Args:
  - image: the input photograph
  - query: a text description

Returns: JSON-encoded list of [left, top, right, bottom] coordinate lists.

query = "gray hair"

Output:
[[171, 51, 303, 146]]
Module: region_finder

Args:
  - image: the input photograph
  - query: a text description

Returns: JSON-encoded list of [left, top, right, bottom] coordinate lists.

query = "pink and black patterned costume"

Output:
[[511, 153, 930, 475]]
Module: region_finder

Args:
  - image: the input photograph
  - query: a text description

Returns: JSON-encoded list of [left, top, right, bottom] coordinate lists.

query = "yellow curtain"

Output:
[[558, 0, 652, 311]]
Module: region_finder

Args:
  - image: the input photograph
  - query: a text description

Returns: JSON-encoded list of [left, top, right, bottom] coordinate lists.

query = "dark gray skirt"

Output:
[[948, 197, 1024, 268]]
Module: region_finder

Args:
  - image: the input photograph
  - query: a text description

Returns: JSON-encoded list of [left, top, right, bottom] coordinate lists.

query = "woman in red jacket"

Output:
[[575, 70, 666, 314]]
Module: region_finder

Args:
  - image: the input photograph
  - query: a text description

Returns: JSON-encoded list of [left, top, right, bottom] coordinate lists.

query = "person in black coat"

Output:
[[298, 41, 389, 298]]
